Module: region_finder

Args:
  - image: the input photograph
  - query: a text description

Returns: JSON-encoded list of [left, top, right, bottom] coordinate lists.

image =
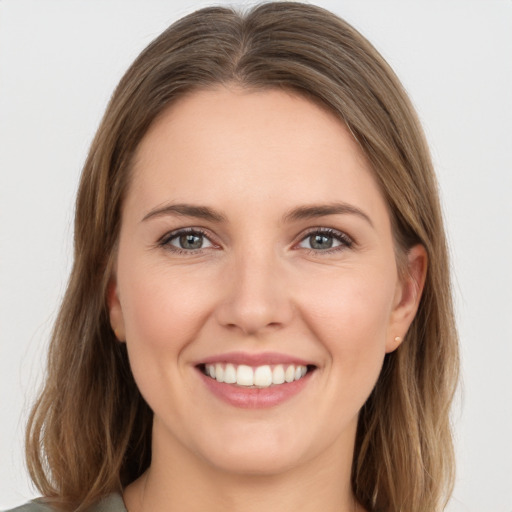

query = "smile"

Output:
[[202, 363, 309, 388], [196, 353, 316, 408]]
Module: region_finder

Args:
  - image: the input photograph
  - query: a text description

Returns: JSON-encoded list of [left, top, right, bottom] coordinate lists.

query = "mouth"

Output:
[[194, 352, 317, 408], [198, 362, 316, 388]]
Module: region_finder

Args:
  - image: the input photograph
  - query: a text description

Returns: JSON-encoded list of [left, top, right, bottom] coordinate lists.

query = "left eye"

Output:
[[164, 231, 213, 251], [298, 230, 351, 251]]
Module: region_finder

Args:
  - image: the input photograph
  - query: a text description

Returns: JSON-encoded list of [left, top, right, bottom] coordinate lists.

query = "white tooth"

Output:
[[224, 363, 236, 384], [215, 363, 224, 383], [236, 365, 254, 386], [294, 366, 303, 381], [300, 365, 307, 377], [272, 365, 285, 384], [207, 364, 215, 378], [254, 365, 272, 387], [285, 365, 295, 383]]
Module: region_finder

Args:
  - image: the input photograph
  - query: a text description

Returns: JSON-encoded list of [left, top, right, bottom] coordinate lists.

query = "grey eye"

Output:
[[169, 232, 213, 250], [298, 230, 351, 251], [307, 233, 336, 250]]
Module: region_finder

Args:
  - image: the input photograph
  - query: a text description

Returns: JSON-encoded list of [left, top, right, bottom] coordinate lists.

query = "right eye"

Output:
[[159, 229, 214, 253]]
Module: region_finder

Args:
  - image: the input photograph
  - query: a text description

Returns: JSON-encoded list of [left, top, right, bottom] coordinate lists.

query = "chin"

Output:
[[188, 418, 319, 478], [206, 444, 304, 477]]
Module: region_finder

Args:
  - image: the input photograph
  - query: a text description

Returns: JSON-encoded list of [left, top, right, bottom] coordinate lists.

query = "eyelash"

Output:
[[157, 228, 215, 255], [297, 227, 353, 255], [157, 227, 354, 255]]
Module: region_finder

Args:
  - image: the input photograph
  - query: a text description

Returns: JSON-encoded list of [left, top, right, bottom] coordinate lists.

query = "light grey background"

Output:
[[1, 1, 511, 510]]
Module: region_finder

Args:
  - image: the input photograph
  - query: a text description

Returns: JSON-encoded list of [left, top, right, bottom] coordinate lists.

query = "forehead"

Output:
[[127, 86, 388, 225]]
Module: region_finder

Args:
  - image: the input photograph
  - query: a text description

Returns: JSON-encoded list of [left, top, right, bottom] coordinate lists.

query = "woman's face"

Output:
[[109, 87, 424, 476]]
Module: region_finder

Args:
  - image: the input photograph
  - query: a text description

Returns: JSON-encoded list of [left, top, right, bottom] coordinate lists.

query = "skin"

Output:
[[108, 86, 427, 512]]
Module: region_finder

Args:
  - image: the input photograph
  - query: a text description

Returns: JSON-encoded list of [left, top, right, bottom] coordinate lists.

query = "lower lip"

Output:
[[198, 369, 313, 409]]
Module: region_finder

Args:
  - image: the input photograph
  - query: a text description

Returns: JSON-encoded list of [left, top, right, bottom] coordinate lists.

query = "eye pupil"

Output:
[[310, 234, 333, 250], [179, 233, 203, 249]]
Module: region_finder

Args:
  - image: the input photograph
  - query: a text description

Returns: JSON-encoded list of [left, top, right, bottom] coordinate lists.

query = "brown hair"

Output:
[[26, 3, 459, 511]]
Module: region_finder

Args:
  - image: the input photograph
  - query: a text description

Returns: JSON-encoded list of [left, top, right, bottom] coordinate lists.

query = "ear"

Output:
[[386, 244, 428, 353], [107, 277, 126, 342]]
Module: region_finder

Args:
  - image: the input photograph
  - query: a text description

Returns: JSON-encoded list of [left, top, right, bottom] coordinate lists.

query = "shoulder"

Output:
[[3, 500, 56, 512], [4, 500, 53, 512], [3, 493, 127, 512], [85, 494, 127, 512], [3, 501, 55, 512]]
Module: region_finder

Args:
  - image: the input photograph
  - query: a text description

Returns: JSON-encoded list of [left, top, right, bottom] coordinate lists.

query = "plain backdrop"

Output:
[[1, 1, 511, 510]]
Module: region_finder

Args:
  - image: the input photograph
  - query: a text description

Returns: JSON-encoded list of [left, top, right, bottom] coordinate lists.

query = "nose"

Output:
[[214, 249, 294, 336]]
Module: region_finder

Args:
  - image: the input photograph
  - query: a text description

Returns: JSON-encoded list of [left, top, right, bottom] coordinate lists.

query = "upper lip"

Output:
[[195, 351, 315, 367]]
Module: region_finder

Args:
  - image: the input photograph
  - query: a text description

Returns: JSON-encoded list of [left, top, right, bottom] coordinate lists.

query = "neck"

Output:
[[123, 420, 364, 512]]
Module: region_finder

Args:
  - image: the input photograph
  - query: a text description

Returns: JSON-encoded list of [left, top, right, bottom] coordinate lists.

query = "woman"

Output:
[[11, 2, 459, 511]]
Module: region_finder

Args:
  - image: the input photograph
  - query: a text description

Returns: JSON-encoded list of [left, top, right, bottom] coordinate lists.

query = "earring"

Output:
[[394, 336, 402, 344]]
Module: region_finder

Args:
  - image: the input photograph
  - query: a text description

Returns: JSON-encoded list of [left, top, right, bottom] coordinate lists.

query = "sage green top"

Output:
[[5, 493, 127, 512]]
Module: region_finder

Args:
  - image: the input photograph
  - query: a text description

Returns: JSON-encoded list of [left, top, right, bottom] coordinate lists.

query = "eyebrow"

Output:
[[141, 201, 373, 228], [141, 203, 227, 223], [282, 202, 374, 228]]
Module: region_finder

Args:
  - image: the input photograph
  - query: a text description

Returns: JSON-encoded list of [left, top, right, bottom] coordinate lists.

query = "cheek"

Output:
[[285, 265, 398, 443], [299, 265, 396, 379], [117, 262, 219, 416], [116, 258, 219, 388], [119, 262, 211, 343], [303, 265, 395, 334]]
